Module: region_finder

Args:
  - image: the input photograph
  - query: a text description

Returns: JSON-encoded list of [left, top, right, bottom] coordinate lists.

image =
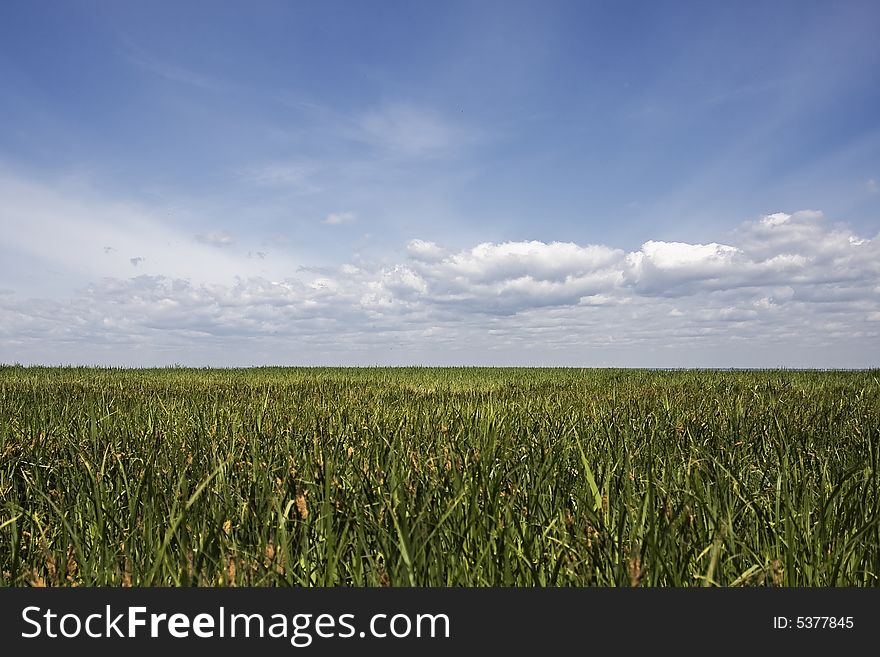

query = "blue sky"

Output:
[[1, 1, 879, 366]]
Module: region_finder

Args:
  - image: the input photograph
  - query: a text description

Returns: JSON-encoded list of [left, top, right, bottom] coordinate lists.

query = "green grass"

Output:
[[1, 366, 878, 586]]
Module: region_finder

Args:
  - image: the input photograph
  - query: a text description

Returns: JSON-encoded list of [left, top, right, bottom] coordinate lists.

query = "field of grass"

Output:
[[1, 366, 878, 587]]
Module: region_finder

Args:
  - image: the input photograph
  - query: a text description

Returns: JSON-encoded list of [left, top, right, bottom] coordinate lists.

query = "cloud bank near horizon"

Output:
[[1, 208, 877, 367]]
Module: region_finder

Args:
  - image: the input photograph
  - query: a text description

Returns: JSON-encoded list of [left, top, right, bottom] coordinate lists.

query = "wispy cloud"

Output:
[[353, 103, 467, 158], [0, 171, 303, 294], [323, 212, 356, 226], [121, 37, 227, 92], [267, 99, 476, 162], [238, 162, 322, 193]]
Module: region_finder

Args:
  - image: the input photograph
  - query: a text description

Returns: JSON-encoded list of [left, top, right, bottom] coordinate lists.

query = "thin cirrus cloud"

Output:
[[121, 36, 228, 92], [272, 99, 472, 161], [194, 231, 234, 247], [238, 162, 324, 194], [0, 172, 301, 292], [323, 212, 356, 226], [353, 103, 468, 158], [1, 207, 877, 367], [235, 102, 475, 205]]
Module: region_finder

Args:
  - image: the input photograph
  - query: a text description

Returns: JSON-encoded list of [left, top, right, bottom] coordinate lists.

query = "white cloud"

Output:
[[637, 241, 740, 268], [432, 240, 623, 283], [761, 212, 793, 226], [2, 204, 878, 366], [626, 240, 742, 293], [324, 211, 356, 226], [406, 239, 447, 262]]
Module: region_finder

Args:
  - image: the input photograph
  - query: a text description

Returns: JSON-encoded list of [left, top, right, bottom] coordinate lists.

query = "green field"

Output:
[[1, 366, 878, 586]]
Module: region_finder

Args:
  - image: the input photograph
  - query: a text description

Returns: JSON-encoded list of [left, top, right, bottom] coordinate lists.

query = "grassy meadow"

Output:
[[1, 366, 878, 587]]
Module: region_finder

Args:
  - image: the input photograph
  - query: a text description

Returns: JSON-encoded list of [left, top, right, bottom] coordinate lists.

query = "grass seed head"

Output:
[[30, 570, 46, 588], [629, 555, 644, 587], [296, 493, 309, 519]]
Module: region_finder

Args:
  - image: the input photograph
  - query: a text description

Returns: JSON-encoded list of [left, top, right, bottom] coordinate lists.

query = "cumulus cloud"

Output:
[[396, 240, 627, 314], [406, 239, 447, 262], [2, 208, 878, 366], [324, 211, 356, 225], [626, 240, 742, 294]]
